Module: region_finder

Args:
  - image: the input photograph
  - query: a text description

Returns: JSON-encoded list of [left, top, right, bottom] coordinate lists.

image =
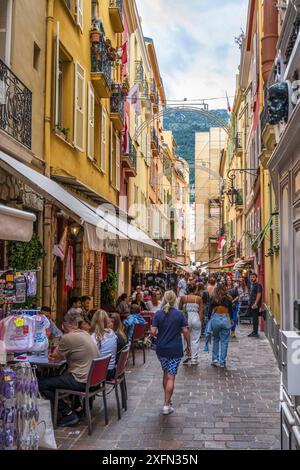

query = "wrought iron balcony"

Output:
[[135, 60, 145, 84], [235, 132, 242, 150], [109, 0, 124, 33], [91, 33, 113, 97], [128, 137, 137, 171], [110, 84, 124, 130], [0, 59, 32, 149]]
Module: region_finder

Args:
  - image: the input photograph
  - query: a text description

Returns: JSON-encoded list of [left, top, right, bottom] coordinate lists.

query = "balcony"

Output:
[[109, 0, 124, 33], [91, 32, 113, 98], [150, 80, 159, 112], [235, 132, 242, 154], [151, 128, 159, 155], [0, 59, 32, 149], [135, 60, 145, 89], [122, 136, 137, 177], [110, 84, 124, 131]]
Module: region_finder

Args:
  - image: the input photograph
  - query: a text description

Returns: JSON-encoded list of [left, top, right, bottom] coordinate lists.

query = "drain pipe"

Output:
[[262, 0, 278, 84]]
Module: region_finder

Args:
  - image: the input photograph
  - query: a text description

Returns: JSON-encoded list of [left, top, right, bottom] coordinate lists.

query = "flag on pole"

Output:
[[128, 83, 141, 116], [121, 42, 127, 65], [218, 236, 226, 252], [226, 91, 231, 114]]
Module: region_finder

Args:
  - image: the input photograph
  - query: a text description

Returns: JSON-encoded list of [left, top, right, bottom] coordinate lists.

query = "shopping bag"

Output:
[[37, 396, 57, 450]]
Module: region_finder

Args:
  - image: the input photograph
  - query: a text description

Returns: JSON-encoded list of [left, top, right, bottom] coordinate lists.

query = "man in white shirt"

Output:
[[177, 273, 189, 298]]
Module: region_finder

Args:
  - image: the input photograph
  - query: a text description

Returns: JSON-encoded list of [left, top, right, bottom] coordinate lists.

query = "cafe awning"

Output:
[[0, 205, 36, 242], [0, 151, 129, 256], [82, 200, 165, 260], [165, 256, 187, 267]]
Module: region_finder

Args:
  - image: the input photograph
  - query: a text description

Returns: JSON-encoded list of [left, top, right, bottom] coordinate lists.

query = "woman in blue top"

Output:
[[151, 291, 191, 415]]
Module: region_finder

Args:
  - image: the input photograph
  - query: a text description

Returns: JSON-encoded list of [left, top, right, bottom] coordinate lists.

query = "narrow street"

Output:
[[55, 325, 280, 451]]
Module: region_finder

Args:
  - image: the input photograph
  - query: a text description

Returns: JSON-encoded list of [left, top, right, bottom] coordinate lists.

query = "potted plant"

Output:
[[56, 125, 70, 141], [90, 27, 101, 44]]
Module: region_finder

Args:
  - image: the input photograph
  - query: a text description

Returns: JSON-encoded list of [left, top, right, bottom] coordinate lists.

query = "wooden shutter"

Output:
[[54, 22, 60, 128], [110, 122, 113, 182], [76, 0, 83, 32], [100, 108, 107, 172], [74, 62, 85, 152], [115, 133, 120, 191], [87, 82, 95, 160]]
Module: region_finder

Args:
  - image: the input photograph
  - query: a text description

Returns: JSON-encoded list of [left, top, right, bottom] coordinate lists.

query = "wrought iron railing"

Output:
[[109, 0, 123, 15], [110, 84, 124, 117], [235, 132, 242, 150], [128, 137, 137, 170], [135, 60, 144, 83], [0, 59, 32, 149], [151, 128, 159, 149], [91, 34, 113, 87]]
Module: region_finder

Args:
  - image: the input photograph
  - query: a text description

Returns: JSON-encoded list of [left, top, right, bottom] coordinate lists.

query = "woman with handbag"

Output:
[[179, 284, 203, 365], [151, 291, 191, 415]]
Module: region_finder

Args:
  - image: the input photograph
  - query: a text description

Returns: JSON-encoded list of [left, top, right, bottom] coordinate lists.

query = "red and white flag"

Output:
[[226, 91, 231, 114], [218, 236, 226, 252]]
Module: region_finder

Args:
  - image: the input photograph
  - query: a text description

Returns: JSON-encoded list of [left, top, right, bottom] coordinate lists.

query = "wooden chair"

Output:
[[106, 346, 130, 420], [131, 323, 147, 366]]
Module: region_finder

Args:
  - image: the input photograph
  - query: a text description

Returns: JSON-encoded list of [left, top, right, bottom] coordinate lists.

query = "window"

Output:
[[100, 107, 107, 172], [74, 62, 85, 151], [54, 32, 73, 138], [109, 122, 114, 182], [0, 0, 12, 64], [33, 42, 41, 71], [87, 82, 95, 160], [76, 0, 83, 32]]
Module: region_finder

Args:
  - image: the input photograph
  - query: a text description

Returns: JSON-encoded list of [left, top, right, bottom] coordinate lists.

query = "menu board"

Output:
[[0, 271, 27, 305]]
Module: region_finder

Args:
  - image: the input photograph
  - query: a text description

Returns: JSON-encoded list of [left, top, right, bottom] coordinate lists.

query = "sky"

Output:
[[136, 0, 248, 110]]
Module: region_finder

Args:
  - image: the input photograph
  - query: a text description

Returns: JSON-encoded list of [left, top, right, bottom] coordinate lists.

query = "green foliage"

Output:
[[8, 234, 46, 270], [101, 271, 118, 306]]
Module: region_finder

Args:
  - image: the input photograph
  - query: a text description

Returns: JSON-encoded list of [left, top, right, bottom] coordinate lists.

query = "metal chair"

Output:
[[131, 323, 147, 366], [106, 346, 130, 420], [53, 355, 111, 435]]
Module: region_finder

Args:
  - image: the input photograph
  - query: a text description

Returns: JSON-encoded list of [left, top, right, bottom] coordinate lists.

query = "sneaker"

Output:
[[211, 360, 219, 367], [248, 332, 259, 338], [58, 413, 79, 427], [191, 360, 199, 366], [162, 405, 174, 415], [183, 357, 191, 365], [220, 364, 226, 369]]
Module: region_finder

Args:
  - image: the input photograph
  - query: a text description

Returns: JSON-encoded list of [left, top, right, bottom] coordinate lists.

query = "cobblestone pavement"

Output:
[[55, 325, 281, 450]]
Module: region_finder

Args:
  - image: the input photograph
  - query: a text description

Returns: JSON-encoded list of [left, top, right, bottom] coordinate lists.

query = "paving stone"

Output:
[[54, 325, 280, 450]]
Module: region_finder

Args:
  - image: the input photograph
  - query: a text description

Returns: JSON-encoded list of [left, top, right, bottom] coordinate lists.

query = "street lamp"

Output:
[[226, 168, 257, 207]]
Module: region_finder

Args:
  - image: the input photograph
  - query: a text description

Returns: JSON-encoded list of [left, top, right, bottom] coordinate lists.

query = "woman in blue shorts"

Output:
[[151, 291, 191, 415]]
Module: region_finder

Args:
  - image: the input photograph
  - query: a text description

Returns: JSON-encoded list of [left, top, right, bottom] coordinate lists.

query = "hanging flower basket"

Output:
[[90, 29, 101, 44]]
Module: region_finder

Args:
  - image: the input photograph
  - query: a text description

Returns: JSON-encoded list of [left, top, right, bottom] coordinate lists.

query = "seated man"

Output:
[[41, 306, 63, 340], [123, 304, 145, 342], [38, 309, 100, 427]]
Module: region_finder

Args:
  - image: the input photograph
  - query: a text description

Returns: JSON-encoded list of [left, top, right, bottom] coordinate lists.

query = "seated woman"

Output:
[[116, 293, 130, 315], [108, 313, 128, 361], [91, 310, 118, 380], [131, 292, 147, 311]]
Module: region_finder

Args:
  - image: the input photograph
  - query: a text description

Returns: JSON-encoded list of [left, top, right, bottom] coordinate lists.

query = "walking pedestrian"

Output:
[[226, 277, 239, 338], [151, 291, 191, 415], [248, 273, 263, 338], [209, 284, 234, 368], [207, 276, 217, 297], [177, 273, 189, 298], [179, 284, 203, 365]]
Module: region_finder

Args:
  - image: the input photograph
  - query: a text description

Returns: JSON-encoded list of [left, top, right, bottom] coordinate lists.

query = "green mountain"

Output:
[[164, 109, 228, 199]]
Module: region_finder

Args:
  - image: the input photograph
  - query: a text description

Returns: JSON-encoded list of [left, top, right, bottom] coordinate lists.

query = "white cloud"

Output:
[[136, 0, 248, 109]]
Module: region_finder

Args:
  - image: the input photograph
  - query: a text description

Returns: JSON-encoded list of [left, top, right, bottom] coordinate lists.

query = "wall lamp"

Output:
[[226, 168, 258, 206]]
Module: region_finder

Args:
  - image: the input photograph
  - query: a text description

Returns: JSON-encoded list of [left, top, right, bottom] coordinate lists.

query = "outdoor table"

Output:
[[13, 355, 67, 377]]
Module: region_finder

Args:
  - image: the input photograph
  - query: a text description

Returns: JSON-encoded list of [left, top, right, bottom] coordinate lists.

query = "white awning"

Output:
[[0, 152, 129, 256], [0, 205, 36, 242], [81, 200, 165, 260]]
